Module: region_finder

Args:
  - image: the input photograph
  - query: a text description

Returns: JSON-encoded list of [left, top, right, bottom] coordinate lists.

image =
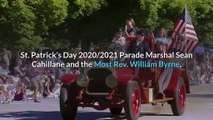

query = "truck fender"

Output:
[[60, 74, 80, 85]]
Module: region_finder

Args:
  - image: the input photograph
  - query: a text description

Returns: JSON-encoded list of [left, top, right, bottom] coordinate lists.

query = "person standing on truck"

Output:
[[155, 28, 171, 52], [132, 30, 151, 57], [132, 30, 151, 75], [124, 17, 136, 37]]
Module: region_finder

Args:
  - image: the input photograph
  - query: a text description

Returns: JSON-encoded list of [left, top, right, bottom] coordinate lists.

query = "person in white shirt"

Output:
[[111, 28, 126, 48]]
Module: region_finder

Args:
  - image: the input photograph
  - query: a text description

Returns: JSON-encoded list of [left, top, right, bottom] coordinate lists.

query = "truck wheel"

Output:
[[109, 107, 122, 115], [171, 77, 186, 116], [124, 81, 141, 120], [60, 85, 77, 120]]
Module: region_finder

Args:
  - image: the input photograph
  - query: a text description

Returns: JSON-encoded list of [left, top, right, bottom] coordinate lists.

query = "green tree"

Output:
[[48, 0, 213, 50], [1, 0, 213, 51], [0, 0, 68, 51], [46, 0, 108, 50]]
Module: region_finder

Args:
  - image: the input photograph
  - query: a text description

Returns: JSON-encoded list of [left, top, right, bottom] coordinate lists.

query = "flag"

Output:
[[170, 7, 199, 53]]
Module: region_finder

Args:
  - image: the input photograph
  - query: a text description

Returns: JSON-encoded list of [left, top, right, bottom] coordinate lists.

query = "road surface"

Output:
[[0, 84, 213, 120]]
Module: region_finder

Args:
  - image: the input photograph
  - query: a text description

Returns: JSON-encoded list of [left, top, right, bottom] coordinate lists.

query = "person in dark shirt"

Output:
[[133, 30, 151, 57], [131, 30, 151, 75]]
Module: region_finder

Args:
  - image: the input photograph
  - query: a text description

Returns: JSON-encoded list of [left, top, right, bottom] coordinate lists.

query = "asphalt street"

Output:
[[0, 84, 213, 120]]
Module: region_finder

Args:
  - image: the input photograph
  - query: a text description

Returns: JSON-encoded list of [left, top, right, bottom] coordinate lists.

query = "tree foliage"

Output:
[[0, 0, 68, 51], [69, 0, 107, 19], [0, 0, 213, 51], [62, 0, 213, 47]]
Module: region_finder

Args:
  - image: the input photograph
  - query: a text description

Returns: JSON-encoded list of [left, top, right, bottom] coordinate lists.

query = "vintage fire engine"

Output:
[[59, 35, 189, 120]]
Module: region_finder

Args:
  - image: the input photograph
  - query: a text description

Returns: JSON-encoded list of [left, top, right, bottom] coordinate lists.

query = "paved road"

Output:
[[0, 84, 213, 120]]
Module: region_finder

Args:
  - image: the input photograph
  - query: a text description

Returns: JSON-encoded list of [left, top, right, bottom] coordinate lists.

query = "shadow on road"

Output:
[[141, 112, 173, 116], [0, 111, 61, 120], [76, 112, 123, 120], [188, 94, 213, 98], [0, 111, 173, 120]]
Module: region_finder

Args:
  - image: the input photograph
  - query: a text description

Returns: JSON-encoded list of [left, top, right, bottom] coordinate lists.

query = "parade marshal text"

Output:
[[19, 51, 193, 68], [20, 51, 193, 59]]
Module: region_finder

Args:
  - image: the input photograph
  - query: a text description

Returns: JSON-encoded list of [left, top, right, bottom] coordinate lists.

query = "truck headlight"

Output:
[[76, 75, 89, 87], [105, 74, 118, 88]]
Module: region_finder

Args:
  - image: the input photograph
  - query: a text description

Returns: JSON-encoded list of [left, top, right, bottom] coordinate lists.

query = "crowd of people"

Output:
[[0, 49, 71, 104], [188, 51, 213, 85]]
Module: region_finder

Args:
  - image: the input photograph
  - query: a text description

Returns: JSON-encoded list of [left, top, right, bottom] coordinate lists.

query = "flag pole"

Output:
[[184, 5, 189, 75], [184, 5, 187, 51]]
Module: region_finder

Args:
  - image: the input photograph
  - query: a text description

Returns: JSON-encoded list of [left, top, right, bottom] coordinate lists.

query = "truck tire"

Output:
[[124, 81, 141, 120], [60, 85, 78, 120], [171, 77, 186, 116]]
